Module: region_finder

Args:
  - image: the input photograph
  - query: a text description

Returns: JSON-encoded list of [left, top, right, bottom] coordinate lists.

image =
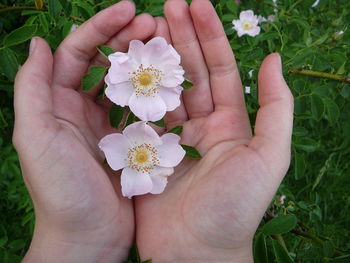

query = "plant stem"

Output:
[[292, 229, 345, 257], [0, 6, 39, 13], [289, 69, 350, 83], [273, 234, 288, 252]]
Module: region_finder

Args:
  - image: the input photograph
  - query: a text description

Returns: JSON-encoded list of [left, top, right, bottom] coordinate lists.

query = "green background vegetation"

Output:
[[0, 0, 349, 262]]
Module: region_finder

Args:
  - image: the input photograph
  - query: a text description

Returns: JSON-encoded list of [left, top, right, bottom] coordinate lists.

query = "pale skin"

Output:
[[13, 0, 293, 263]]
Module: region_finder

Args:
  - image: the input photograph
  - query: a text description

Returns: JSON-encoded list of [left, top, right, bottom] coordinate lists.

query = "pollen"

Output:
[[127, 143, 159, 172], [130, 64, 163, 97], [243, 23, 252, 30]]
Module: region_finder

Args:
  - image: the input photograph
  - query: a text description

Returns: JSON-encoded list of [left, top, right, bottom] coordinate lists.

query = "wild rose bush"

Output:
[[0, 0, 349, 262]]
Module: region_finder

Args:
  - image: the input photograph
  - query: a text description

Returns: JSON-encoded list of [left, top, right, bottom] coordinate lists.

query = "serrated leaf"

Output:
[[311, 94, 324, 121], [182, 79, 194, 90], [272, 239, 294, 263], [97, 46, 115, 58], [109, 104, 124, 129], [3, 25, 37, 47], [167, 126, 183, 135], [181, 145, 202, 158], [254, 233, 268, 263], [0, 48, 19, 81], [48, 0, 62, 20], [293, 137, 319, 152], [262, 215, 297, 235], [82, 66, 107, 92], [35, 0, 44, 10], [58, 0, 72, 16]]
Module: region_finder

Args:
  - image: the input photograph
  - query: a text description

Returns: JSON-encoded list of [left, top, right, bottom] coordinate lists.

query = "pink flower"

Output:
[[98, 121, 185, 198], [104, 37, 185, 122], [232, 10, 261, 37]]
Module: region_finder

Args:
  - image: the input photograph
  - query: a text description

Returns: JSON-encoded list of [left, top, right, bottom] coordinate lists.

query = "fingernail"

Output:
[[29, 37, 37, 55], [277, 53, 283, 73]]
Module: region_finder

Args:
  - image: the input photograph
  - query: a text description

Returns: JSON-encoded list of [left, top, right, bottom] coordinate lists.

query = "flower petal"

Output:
[[240, 10, 254, 20], [123, 121, 162, 146], [248, 26, 261, 37], [158, 86, 182, 111], [149, 167, 174, 194], [157, 133, 185, 167], [107, 53, 136, 84], [128, 40, 145, 64], [98, 134, 130, 171], [129, 93, 167, 122], [161, 66, 185, 87], [142, 37, 169, 66], [105, 77, 133, 107], [121, 167, 153, 198]]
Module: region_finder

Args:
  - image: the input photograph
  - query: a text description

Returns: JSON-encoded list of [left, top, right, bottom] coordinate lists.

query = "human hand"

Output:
[[13, 1, 157, 262], [135, 0, 293, 262]]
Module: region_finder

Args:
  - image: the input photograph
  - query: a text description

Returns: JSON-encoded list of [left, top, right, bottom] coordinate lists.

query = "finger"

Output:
[[86, 13, 157, 99], [152, 17, 189, 129], [189, 0, 251, 137], [249, 53, 294, 177], [52, 0, 135, 89], [13, 37, 57, 150], [164, 0, 213, 119]]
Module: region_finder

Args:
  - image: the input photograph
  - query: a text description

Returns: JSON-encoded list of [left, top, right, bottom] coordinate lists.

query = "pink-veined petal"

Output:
[[105, 77, 133, 107], [98, 134, 130, 171], [158, 86, 182, 111], [141, 37, 169, 66], [123, 121, 162, 146], [121, 167, 153, 198], [157, 133, 185, 167], [129, 93, 167, 122], [240, 10, 254, 20], [248, 26, 261, 37]]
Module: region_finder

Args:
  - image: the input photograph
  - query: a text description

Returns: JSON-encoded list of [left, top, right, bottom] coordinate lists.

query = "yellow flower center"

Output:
[[130, 65, 163, 97], [127, 143, 159, 172], [138, 73, 153, 86], [135, 151, 149, 164], [243, 23, 252, 30]]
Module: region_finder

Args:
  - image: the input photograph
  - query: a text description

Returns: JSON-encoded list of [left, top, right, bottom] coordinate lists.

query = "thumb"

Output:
[[13, 37, 57, 150]]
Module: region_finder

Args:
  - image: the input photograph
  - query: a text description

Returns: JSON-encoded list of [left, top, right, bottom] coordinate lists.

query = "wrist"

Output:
[[23, 222, 131, 263]]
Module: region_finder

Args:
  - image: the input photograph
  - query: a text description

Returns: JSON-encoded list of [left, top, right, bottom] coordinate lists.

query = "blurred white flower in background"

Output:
[[232, 10, 261, 37]]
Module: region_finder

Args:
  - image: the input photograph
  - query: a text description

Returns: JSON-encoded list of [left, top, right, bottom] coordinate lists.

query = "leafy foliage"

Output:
[[0, 0, 349, 262]]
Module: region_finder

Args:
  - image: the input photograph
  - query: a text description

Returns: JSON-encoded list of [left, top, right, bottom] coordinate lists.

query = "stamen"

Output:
[[127, 143, 159, 172], [129, 65, 163, 97]]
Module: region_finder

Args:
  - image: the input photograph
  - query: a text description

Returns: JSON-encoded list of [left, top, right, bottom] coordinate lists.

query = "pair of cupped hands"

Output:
[[13, 0, 293, 262]]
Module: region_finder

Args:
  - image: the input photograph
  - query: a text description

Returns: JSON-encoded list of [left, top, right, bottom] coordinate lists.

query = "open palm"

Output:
[[13, 2, 157, 262], [135, 0, 293, 262]]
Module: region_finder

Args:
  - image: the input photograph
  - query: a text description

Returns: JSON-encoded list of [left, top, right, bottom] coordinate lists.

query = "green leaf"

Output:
[[167, 126, 183, 135], [253, 233, 268, 263], [97, 46, 115, 58], [76, 1, 95, 20], [324, 98, 340, 125], [182, 79, 194, 90], [293, 151, 305, 180], [262, 215, 297, 235], [38, 13, 49, 33], [3, 25, 37, 47], [293, 137, 319, 152], [310, 94, 325, 121], [333, 254, 350, 263], [48, 0, 62, 20], [152, 119, 165, 127], [58, 0, 72, 16], [311, 33, 329, 47], [181, 145, 202, 158], [109, 104, 124, 129], [127, 244, 141, 263], [272, 240, 294, 263], [82, 66, 107, 92], [0, 48, 19, 81], [226, 0, 238, 15], [0, 109, 8, 128]]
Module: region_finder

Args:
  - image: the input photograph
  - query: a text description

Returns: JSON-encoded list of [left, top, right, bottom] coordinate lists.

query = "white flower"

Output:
[[98, 121, 185, 198], [245, 86, 251, 94], [105, 37, 185, 122], [70, 24, 79, 33], [248, 70, 254, 78], [257, 15, 267, 23], [312, 0, 320, 8], [267, 15, 276, 22], [232, 10, 261, 37]]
